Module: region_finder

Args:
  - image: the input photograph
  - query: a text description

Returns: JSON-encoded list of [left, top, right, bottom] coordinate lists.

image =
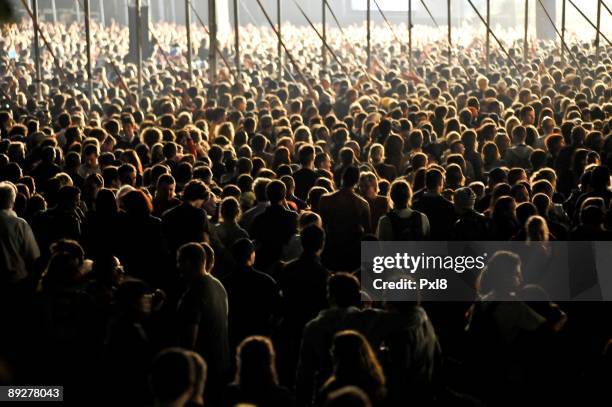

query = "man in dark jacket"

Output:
[[250, 180, 298, 271], [293, 145, 319, 201], [319, 166, 371, 270], [223, 238, 281, 349], [276, 224, 329, 387], [176, 242, 229, 403], [413, 168, 456, 240], [162, 179, 217, 257]]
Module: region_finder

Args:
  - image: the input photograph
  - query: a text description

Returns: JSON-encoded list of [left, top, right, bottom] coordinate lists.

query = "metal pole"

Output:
[[51, 0, 57, 23], [567, 0, 612, 46], [465, 0, 524, 80], [486, 0, 490, 72], [100, 0, 106, 26], [560, 0, 566, 65], [253, 0, 318, 100], [185, 0, 193, 82], [209, 0, 218, 84], [322, 0, 327, 67], [233, 0, 241, 81], [595, 0, 602, 64], [524, 0, 529, 64], [76, 0, 82, 23], [293, 0, 348, 74], [535, 0, 585, 77], [447, 0, 451, 65], [366, 0, 371, 70], [159, 0, 165, 21], [85, 0, 93, 103], [408, 0, 412, 71], [277, 0, 282, 81], [136, 0, 143, 98], [32, 0, 42, 101]]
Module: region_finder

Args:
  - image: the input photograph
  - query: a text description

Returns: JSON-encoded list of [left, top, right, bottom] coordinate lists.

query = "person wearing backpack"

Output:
[[376, 180, 430, 241]]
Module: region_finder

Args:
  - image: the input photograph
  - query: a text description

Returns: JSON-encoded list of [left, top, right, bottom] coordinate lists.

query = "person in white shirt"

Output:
[[0, 181, 40, 283]]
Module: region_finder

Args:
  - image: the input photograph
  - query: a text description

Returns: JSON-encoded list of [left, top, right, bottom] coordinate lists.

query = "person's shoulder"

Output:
[[284, 206, 299, 219], [412, 209, 428, 220], [442, 195, 455, 207], [352, 192, 370, 207], [148, 214, 162, 225], [253, 268, 278, 285], [294, 167, 314, 176], [203, 274, 228, 295], [320, 189, 337, 200], [161, 202, 183, 218], [303, 308, 334, 329], [374, 195, 388, 205], [252, 207, 267, 223], [318, 191, 335, 207]]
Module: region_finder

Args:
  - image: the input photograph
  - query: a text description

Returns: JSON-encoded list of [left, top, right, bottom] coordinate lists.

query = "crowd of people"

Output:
[[0, 13, 611, 407]]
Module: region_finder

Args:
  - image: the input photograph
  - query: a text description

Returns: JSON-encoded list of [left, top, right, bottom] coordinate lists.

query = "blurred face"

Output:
[[358, 178, 377, 198], [86, 152, 98, 167], [514, 187, 529, 203], [453, 143, 465, 155], [478, 79, 488, 91], [158, 182, 175, 199], [320, 155, 331, 171], [139, 294, 153, 316], [122, 123, 135, 138]]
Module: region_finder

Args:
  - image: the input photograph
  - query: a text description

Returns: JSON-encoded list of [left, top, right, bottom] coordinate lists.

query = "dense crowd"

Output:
[[1, 15, 611, 407]]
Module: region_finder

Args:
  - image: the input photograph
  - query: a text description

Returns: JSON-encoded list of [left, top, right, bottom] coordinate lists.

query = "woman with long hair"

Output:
[[317, 330, 386, 406], [489, 195, 519, 240], [116, 189, 164, 283], [482, 141, 505, 172], [224, 336, 294, 407]]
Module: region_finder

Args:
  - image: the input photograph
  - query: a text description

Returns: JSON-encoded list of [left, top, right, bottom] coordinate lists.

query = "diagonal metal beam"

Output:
[[20, 0, 67, 83], [190, 3, 238, 83], [292, 0, 347, 72], [325, 0, 388, 76], [535, 0, 585, 77], [254, 0, 318, 100], [567, 0, 612, 46], [465, 0, 523, 81]]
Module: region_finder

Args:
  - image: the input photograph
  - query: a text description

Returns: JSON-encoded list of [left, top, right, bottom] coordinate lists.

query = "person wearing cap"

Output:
[[452, 187, 490, 241]]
